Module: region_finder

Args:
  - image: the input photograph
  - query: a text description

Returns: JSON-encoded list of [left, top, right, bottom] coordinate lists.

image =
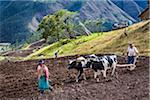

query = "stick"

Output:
[[116, 64, 136, 70], [116, 64, 135, 67]]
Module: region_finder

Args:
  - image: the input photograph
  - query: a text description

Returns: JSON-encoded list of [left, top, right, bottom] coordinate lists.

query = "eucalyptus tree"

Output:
[[37, 9, 76, 41]]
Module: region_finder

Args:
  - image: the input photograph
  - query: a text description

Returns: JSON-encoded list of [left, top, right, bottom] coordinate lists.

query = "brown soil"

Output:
[[2, 48, 34, 57], [2, 39, 46, 57], [0, 55, 149, 100]]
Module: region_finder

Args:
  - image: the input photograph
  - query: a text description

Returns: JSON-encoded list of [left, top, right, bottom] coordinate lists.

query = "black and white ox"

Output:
[[67, 57, 88, 82], [67, 54, 117, 82]]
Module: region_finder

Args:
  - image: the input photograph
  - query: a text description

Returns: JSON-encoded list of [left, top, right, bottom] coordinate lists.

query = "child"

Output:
[[54, 50, 59, 58]]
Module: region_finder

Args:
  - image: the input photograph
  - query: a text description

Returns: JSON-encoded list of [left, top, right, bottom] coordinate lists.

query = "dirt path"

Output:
[[0, 56, 149, 100]]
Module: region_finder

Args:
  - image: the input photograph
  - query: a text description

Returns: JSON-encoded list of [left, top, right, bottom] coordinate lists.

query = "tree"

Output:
[[37, 9, 76, 41]]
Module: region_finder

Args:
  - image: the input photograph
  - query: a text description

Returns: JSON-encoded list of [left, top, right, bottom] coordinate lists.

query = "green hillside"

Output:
[[25, 20, 150, 60]]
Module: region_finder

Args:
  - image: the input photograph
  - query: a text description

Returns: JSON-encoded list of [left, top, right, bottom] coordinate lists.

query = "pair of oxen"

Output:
[[67, 54, 117, 82]]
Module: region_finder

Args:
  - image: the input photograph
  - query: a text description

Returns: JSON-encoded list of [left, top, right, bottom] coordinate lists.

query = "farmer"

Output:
[[127, 43, 139, 64], [36, 60, 50, 95]]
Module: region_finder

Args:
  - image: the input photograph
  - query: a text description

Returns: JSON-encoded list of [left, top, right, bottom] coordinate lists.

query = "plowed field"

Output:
[[0, 55, 149, 100]]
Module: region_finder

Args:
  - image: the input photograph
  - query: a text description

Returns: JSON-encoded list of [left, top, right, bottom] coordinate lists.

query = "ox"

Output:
[[87, 54, 117, 82], [67, 54, 117, 82], [67, 57, 88, 82]]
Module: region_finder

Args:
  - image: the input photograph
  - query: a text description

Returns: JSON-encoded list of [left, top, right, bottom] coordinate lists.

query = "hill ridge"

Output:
[[24, 20, 149, 60]]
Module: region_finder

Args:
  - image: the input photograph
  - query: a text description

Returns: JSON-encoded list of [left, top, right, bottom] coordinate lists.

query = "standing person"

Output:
[[37, 60, 50, 95], [127, 43, 139, 64], [54, 50, 59, 58]]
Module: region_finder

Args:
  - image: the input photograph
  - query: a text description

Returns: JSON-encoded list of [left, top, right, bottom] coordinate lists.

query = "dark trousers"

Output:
[[127, 56, 135, 64]]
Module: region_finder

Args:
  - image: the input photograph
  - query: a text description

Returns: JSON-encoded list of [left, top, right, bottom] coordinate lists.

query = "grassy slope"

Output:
[[25, 20, 150, 60], [0, 56, 5, 62]]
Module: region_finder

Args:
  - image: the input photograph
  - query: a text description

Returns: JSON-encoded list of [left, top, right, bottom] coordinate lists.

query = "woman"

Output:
[[127, 43, 139, 64], [37, 60, 50, 94]]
